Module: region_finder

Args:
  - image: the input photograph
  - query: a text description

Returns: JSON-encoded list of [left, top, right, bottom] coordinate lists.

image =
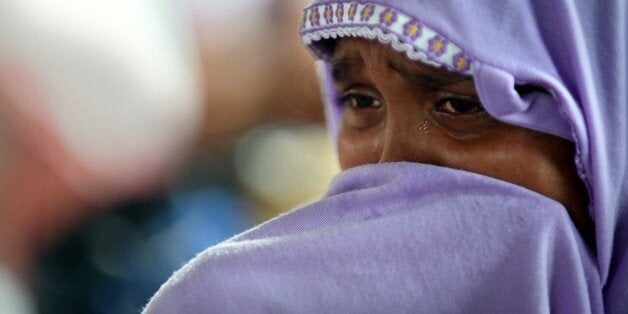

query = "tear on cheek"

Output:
[[372, 139, 380, 153], [418, 116, 435, 133]]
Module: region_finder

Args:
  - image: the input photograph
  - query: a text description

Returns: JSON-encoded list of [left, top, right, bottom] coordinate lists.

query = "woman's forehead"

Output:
[[333, 38, 474, 91]]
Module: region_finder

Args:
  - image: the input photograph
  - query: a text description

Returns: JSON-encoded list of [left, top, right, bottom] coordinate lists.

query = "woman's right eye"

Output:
[[341, 94, 383, 110]]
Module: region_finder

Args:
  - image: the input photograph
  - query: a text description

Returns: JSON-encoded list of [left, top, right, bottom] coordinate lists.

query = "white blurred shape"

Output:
[[0, 0, 204, 200], [0, 265, 33, 314], [235, 125, 340, 214]]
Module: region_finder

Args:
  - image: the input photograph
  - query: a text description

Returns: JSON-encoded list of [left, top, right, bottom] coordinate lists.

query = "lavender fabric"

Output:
[[144, 163, 600, 313], [145, 1, 626, 312]]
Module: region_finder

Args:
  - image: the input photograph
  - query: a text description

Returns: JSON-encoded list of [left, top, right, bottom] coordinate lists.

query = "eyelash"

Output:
[[340, 93, 382, 110], [435, 98, 484, 115], [340, 93, 484, 115]]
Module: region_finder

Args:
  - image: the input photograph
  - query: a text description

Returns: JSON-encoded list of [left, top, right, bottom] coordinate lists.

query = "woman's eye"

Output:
[[436, 98, 484, 115], [342, 94, 382, 110]]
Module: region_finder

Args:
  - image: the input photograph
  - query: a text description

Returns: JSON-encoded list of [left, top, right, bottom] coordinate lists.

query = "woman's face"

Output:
[[333, 38, 593, 243]]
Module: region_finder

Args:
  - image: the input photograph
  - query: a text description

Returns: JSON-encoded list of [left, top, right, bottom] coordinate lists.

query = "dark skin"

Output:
[[333, 38, 594, 246]]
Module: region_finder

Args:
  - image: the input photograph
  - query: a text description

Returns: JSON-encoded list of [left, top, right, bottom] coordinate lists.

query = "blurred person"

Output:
[[192, 0, 333, 231], [0, 1, 203, 311], [145, 1, 627, 313], [193, 0, 323, 148], [0, 0, 328, 313]]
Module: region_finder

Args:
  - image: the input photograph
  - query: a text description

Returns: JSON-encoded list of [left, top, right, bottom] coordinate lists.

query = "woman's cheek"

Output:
[[337, 126, 383, 170]]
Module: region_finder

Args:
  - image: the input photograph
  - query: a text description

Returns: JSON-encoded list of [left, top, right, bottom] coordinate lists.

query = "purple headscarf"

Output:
[[144, 1, 626, 312]]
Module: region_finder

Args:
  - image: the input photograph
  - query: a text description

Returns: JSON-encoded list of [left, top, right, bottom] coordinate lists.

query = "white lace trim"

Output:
[[300, 2, 474, 75], [302, 26, 442, 69]]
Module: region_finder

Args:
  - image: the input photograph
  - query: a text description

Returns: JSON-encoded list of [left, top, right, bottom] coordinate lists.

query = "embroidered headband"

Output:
[[301, 2, 474, 75]]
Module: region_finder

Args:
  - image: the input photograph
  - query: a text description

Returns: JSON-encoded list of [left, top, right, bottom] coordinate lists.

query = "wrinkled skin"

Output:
[[333, 38, 593, 245]]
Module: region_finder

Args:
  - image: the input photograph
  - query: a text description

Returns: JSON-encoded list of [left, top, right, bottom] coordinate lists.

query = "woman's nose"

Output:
[[378, 103, 430, 164]]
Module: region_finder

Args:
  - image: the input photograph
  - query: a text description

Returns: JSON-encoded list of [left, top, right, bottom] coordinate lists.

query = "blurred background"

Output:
[[0, 1, 339, 313]]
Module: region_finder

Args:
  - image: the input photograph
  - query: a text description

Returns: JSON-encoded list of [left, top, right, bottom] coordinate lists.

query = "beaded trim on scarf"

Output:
[[301, 2, 474, 75]]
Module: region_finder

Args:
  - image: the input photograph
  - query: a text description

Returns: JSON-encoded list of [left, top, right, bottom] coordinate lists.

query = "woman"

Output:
[[144, 1, 627, 312]]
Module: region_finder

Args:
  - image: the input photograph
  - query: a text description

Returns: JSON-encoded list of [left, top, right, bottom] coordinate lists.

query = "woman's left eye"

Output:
[[436, 98, 484, 115]]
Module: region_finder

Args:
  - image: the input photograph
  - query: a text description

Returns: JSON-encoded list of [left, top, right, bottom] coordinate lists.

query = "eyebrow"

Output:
[[386, 60, 472, 90], [331, 54, 473, 92], [331, 55, 363, 83]]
